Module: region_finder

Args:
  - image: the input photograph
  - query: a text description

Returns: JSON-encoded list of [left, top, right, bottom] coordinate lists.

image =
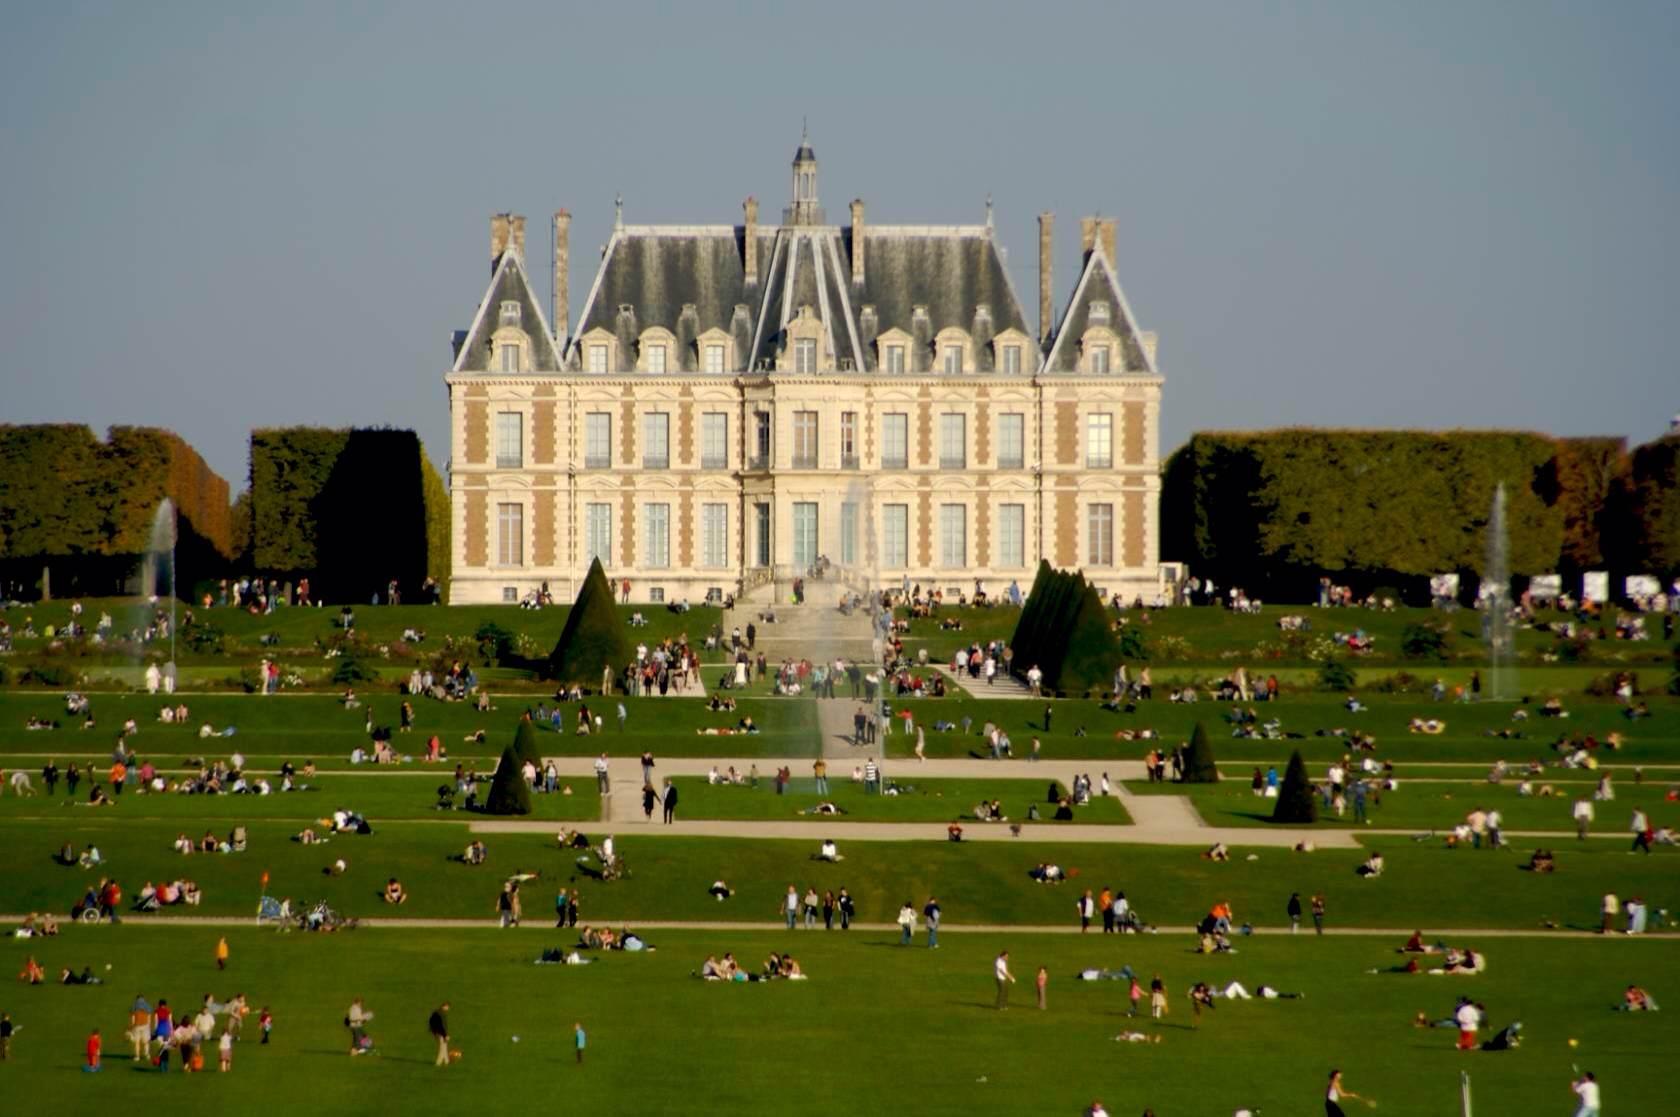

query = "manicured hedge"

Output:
[[1009, 561, 1122, 694], [546, 558, 630, 687]]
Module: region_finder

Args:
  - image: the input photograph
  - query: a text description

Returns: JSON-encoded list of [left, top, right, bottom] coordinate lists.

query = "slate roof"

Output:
[[1041, 243, 1158, 376], [451, 250, 564, 373]]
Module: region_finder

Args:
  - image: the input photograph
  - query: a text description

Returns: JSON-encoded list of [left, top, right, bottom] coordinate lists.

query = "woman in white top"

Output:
[[1324, 1068, 1364, 1116]]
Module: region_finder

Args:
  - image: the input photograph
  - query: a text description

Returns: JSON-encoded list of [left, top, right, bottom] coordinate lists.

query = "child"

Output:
[[215, 936, 230, 970], [259, 1006, 273, 1044], [1036, 966, 1048, 1010], [219, 1030, 233, 1072], [574, 1021, 586, 1065], [84, 1027, 102, 1072], [1128, 976, 1143, 1017]]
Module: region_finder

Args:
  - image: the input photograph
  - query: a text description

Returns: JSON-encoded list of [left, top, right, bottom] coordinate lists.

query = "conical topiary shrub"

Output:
[[1271, 748, 1318, 824], [1182, 722, 1219, 783], [547, 557, 631, 690], [512, 714, 541, 770], [485, 744, 532, 816]]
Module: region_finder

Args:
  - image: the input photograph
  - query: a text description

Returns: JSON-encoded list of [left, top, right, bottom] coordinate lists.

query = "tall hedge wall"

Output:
[[1625, 434, 1680, 579], [1158, 430, 1662, 598]]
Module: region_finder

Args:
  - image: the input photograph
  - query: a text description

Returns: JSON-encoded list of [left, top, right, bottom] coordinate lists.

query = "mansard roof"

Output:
[[451, 249, 564, 373], [1042, 242, 1159, 376]]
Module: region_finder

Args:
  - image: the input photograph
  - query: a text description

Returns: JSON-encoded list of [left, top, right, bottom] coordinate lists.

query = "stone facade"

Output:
[[444, 138, 1166, 605]]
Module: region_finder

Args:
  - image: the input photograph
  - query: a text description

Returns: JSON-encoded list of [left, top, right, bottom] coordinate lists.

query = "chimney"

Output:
[[508, 214, 527, 259], [1098, 218, 1117, 268], [743, 197, 759, 285], [849, 199, 865, 286], [552, 210, 571, 347], [1037, 212, 1054, 347], [911, 305, 931, 372], [678, 304, 699, 371], [1079, 216, 1097, 261], [490, 213, 511, 271]]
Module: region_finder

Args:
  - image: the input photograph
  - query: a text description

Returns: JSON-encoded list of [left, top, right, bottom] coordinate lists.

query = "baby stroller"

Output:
[[434, 785, 457, 811], [1115, 907, 1147, 934], [579, 848, 629, 882], [297, 900, 357, 932]]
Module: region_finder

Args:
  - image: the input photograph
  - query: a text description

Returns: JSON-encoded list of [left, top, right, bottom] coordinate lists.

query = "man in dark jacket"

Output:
[[662, 779, 678, 824], [429, 1003, 451, 1066]]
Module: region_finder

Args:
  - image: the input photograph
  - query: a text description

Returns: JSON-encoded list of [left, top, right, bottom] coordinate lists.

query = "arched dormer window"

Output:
[[934, 327, 974, 375]]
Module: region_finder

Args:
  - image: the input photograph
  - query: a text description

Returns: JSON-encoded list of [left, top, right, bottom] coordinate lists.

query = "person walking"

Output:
[[1288, 891, 1303, 934], [126, 998, 151, 1062], [346, 998, 373, 1055], [812, 758, 828, 796], [1631, 808, 1654, 854], [215, 936, 229, 971], [1043, 704, 1053, 733], [838, 887, 855, 930], [1573, 797, 1594, 840], [84, 1027, 101, 1073], [1324, 1068, 1366, 1117], [0, 1011, 13, 1061], [639, 751, 654, 785], [784, 885, 800, 930], [1600, 892, 1619, 934], [1310, 893, 1326, 935], [1127, 975, 1143, 1017], [1571, 1070, 1601, 1117], [594, 753, 610, 795], [1149, 974, 1167, 1020], [1076, 890, 1095, 933], [923, 896, 941, 948], [1035, 966, 1048, 1010], [897, 901, 916, 945], [822, 889, 835, 931], [994, 950, 1016, 1009], [429, 1003, 451, 1066], [573, 1021, 586, 1065], [641, 783, 656, 821], [661, 779, 677, 824]]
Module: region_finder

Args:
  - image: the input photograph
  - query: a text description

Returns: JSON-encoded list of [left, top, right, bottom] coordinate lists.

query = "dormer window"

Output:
[[647, 344, 667, 373], [1089, 301, 1110, 325], [1091, 346, 1111, 374], [498, 343, 521, 373], [588, 344, 608, 373], [795, 338, 817, 373], [705, 344, 725, 373], [1002, 345, 1021, 375], [942, 347, 963, 374], [499, 301, 522, 326], [886, 345, 905, 374]]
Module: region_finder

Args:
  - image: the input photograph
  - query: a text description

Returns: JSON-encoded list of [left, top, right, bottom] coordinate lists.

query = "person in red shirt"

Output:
[[84, 1028, 102, 1072]]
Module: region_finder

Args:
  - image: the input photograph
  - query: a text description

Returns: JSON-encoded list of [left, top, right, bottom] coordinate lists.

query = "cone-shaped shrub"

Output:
[[1182, 722, 1219, 783], [1007, 562, 1121, 694], [1271, 748, 1318, 824], [547, 557, 630, 688], [485, 744, 532, 816], [512, 715, 541, 770]]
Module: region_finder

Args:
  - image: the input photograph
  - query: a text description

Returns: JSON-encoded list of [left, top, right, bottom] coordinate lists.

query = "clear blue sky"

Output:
[[3, 1, 1676, 489]]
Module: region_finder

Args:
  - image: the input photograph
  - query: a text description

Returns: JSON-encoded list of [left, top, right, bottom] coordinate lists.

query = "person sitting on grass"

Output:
[[815, 839, 842, 862], [1618, 984, 1659, 1012], [1399, 930, 1440, 954], [131, 883, 160, 912], [462, 840, 488, 865], [1053, 798, 1075, 821], [1204, 843, 1230, 862], [383, 878, 407, 905], [1028, 863, 1066, 884], [1356, 852, 1386, 878], [708, 881, 733, 901], [18, 955, 45, 984], [1435, 948, 1484, 975], [82, 784, 112, 807], [173, 833, 193, 855]]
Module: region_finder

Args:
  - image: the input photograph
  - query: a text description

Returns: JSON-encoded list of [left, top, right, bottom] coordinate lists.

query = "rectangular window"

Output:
[[1086, 413, 1113, 469], [754, 503, 771, 566], [793, 411, 818, 468], [585, 503, 612, 566], [840, 411, 858, 467], [840, 501, 857, 565], [588, 344, 608, 373], [701, 412, 728, 469], [883, 504, 909, 568], [643, 412, 669, 469], [701, 503, 728, 568], [940, 413, 966, 469], [501, 586, 518, 603], [1088, 503, 1114, 566], [943, 346, 962, 374], [584, 412, 611, 468], [882, 412, 908, 469], [495, 412, 523, 469], [643, 504, 670, 568], [939, 504, 966, 567], [885, 345, 905, 374], [795, 338, 817, 373], [1091, 346, 1110, 374], [1002, 345, 1021, 375], [792, 502, 819, 569], [646, 344, 667, 373], [998, 413, 1024, 469], [704, 344, 725, 373], [499, 345, 520, 373], [496, 503, 523, 566], [753, 412, 771, 467], [999, 503, 1025, 567]]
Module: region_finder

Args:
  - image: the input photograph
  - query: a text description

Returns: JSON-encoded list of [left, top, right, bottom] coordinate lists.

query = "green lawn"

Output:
[[670, 776, 1132, 825], [0, 927, 1673, 1116]]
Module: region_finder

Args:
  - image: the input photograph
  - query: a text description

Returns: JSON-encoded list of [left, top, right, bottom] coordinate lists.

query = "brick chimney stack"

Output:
[[490, 213, 511, 271], [1098, 218, 1117, 268], [743, 196, 759, 286], [849, 199, 865, 287], [1079, 216, 1097, 260], [508, 214, 527, 259], [552, 210, 571, 347], [1037, 212, 1054, 348]]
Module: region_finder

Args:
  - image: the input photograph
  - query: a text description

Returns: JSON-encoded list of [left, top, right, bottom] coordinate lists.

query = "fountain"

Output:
[[1483, 483, 1514, 702], [143, 499, 178, 692]]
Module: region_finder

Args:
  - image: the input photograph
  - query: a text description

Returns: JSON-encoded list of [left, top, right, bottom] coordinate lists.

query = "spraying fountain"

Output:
[[144, 499, 178, 692], [1484, 483, 1514, 701]]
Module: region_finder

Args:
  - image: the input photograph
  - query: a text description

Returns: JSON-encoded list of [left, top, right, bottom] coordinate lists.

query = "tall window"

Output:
[[646, 344, 667, 373], [793, 411, 819, 467], [643, 504, 670, 568], [999, 503, 1025, 567], [1088, 503, 1114, 566], [840, 501, 857, 565], [588, 344, 608, 373], [754, 504, 771, 566], [643, 412, 669, 469], [840, 411, 857, 466], [584, 412, 611, 468], [498, 344, 520, 373], [585, 503, 612, 566], [942, 346, 962, 374], [795, 338, 817, 373], [939, 504, 966, 567], [883, 504, 909, 568], [700, 412, 728, 469], [1002, 345, 1021, 375], [704, 344, 725, 373], [496, 503, 523, 566], [1090, 345, 1110, 374], [1086, 413, 1113, 468], [701, 503, 728, 568], [882, 413, 909, 469], [885, 345, 905, 374], [998, 413, 1025, 469], [940, 413, 966, 469], [753, 412, 772, 466], [495, 412, 523, 468], [792, 502, 819, 568]]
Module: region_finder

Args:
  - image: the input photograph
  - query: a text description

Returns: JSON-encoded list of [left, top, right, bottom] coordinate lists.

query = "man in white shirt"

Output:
[[863, 758, 880, 795], [1454, 999, 1482, 1050], [1573, 797, 1594, 840], [1026, 665, 1043, 696], [1571, 1071, 1600, 1117], [994, 950, 1016, 1009], [594, 754, 610, 795]]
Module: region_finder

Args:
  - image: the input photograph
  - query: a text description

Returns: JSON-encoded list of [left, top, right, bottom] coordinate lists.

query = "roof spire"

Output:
[[985, 194, 994, 230], [614, 193, 623, 231]]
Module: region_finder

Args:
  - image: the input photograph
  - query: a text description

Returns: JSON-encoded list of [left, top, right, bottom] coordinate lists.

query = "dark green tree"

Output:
[[1318, 658, 1358, 691], [1182, 722, 1219, 783], [511, 715, 542, 770], [484, 744, 532, 816], [1271, 749, 1318, 824], [547, 558, 631, 688]]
